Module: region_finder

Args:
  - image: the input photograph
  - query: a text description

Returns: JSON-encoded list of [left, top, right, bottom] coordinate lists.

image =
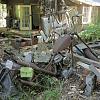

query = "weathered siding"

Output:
[[91, 7, 99, 24], [2, 0, 100, 30], [77, 5, 83, 32], [97, 7, 100, 23]]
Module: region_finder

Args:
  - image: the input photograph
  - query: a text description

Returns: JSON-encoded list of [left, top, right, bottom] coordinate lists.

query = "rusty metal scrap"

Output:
[[84, 73, 96, 96], [53, 34, 72, 53], [4, 50, 56, 76], [83, 48, 98, 61]]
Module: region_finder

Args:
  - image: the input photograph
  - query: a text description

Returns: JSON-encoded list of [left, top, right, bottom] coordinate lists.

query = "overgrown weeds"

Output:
[[8, 75, 64, 100], [79, 24, 100, 42]]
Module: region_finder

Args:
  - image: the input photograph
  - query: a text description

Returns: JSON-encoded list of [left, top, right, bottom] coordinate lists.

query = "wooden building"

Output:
[[0, 0, 100, 30], [0, 0, 42, 30], [68, 0, 100, 24]]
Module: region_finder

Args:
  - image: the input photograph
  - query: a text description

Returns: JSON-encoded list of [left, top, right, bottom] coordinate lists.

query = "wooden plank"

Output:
[[89, 64, 100, 80], [74, 42, 100, 50], [93, 49, 100, 55], [77, 61, 90, 70], [73, 54, 100, 68]]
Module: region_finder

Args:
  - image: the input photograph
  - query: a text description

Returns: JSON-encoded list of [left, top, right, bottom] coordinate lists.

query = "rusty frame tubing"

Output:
[[75, 33, 98, 58], [70, 42, 74, 67], [15, 60, 56, 76], [71, 15, 97, 58], [20, 79, 49, 89], [14, 59, 56, 77], [4, 50, 57, 76]]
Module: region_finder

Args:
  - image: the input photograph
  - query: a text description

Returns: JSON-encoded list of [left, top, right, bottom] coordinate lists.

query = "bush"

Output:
[[79, 24, 100, 42]]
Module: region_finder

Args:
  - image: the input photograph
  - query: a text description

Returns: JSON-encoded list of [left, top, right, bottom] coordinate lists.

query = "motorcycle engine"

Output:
[[63, 53, 71, 66], [54, 54, 63, 63], [54, 53, 71, 66]]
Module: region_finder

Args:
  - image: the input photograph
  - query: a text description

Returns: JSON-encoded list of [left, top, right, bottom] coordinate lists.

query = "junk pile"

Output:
[[0, 31, 100, 99], [0, 0, 100, 98]]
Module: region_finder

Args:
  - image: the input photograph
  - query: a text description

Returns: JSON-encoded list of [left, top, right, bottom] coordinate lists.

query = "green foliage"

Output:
[[36, 76, 63, 100], [79, 24, 100, 41], [7, 76, 63, 100], [43, 89, 60, 100]]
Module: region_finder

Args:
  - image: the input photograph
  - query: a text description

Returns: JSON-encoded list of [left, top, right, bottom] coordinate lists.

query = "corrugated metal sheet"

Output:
[[76, 0, 100, 6], [70, 0, 100, 6]]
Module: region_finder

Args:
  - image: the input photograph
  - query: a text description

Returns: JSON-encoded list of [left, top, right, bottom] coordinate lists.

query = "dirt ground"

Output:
[[61, 74, 100, 100]]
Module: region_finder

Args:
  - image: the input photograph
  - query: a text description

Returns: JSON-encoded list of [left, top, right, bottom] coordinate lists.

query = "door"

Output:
[[32, 5, 41, 28], [20, 5, 32, 30]]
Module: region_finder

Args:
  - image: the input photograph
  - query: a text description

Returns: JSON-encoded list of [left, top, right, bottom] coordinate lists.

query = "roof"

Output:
[[80, 0, 100, 6], [76, 0, 100, 6]]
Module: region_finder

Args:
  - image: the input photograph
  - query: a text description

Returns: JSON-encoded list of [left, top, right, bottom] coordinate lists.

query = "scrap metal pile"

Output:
[[0, 0, 100, 99], [0, 30, 100, 99]]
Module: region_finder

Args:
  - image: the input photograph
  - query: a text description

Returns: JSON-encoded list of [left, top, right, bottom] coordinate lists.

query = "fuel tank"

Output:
[[53, 34, 72, 53]]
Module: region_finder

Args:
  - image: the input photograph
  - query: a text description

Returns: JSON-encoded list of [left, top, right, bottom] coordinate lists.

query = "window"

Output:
[[0, 4, 7, 27], [82, 6, 92, 24], [16, 5, 32, 30]]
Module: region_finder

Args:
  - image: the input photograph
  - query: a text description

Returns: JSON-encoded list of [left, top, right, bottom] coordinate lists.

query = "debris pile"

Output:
[[0, 31, 100, 99], [0, 7, 100, 98]]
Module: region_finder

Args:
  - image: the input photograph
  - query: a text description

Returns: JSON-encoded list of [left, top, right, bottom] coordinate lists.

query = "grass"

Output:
[[7, 75, 64, 100], [79, 23, 100, 42]]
